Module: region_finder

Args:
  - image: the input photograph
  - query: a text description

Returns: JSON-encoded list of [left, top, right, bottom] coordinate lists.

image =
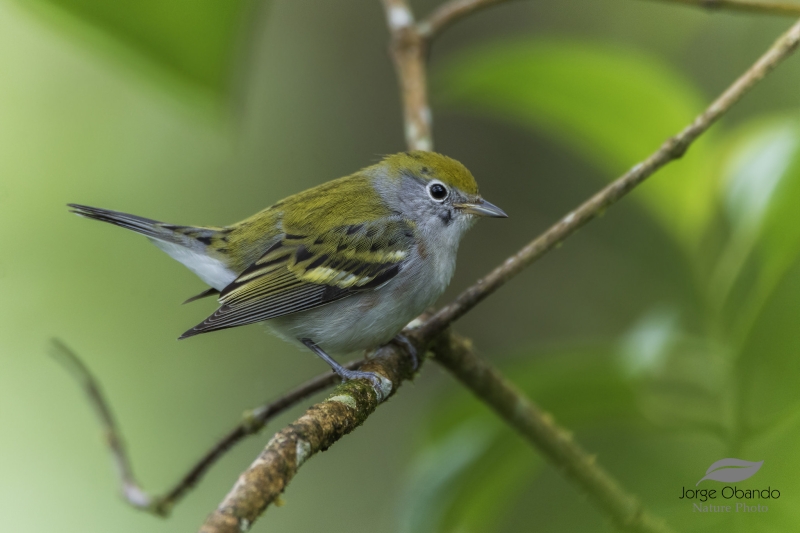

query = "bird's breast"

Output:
[[266, 239, 456, 355]]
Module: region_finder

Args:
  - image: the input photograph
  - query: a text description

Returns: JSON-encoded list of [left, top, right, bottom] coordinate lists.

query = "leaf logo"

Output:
[[696, 459, 764, 486]]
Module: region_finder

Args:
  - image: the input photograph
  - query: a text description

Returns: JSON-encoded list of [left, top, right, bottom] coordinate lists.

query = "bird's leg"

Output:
[[390, 333, 419, 371], [300, 339, 388, 393]]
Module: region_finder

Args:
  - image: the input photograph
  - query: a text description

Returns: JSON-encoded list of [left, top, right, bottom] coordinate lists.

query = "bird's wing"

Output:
[[179, 217, 415, 338]]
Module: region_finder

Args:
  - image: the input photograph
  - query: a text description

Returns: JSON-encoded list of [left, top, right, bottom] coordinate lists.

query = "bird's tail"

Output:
[[67, 204, 221, 248], [69, 204, 176, 242], [68, 204, 235, 291]]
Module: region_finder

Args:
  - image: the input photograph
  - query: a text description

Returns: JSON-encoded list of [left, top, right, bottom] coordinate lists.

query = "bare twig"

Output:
[[381, 0, 433, 150], [646, 0, 800, 17], [419, 0, 519, 40], [199, 15, 800, 533], [52, 338, 359, 516], [51, 339, 152, 509], [416, 17, 800, 340], [382, 0, 521, 149], [399, 0, 800, 52], [152, 360, 362, 515], [402, 2, 800, 150]]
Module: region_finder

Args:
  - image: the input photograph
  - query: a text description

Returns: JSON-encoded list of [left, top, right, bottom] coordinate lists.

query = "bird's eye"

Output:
[[428, 183, 448, 201]]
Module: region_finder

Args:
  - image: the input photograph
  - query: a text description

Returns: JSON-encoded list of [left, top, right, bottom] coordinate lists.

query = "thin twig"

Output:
[[199, 15, 800, 533], [381, 0, 433, 150], [51, 338, 359, 516], [152, 360, 361, 515], [416, 17, 800, 340], [51, 339, 152, 509], [380, 0, 519, 149], [411, 0, 800, 48], [646, 0, 800, 17], [419, 0, 519, 40]]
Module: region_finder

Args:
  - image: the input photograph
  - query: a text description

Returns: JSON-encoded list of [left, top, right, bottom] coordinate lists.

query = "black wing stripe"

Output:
[[192, 289, 326, 330], [182, 274, 361, 337], [220, 287, 315, 314]]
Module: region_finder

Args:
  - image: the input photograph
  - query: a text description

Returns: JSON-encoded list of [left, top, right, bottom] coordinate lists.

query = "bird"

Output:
[[68, 151, 507, 389]]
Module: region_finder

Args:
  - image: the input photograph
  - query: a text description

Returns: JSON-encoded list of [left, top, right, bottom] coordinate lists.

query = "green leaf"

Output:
[[721, 118, 800, 237], [618, 305, 680, 378], [14, 0, 259, 101], [709, 116, 800, 345], [436, 39, 716, 247], [398, 420, 499, 533], [438, 437, 539, 533], [750, 118, 800, 310], [617, 305, 732, 433], [738, 259, 800, 433]]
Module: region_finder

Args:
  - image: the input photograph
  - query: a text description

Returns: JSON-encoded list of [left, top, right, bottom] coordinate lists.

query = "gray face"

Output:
[[425, 177, 471, 224], [397, 173, 478, 237], [371, 166, 505, 247]]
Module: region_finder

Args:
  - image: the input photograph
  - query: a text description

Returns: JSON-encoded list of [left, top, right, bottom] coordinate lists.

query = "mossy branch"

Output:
[[198, 337, 421, 532]]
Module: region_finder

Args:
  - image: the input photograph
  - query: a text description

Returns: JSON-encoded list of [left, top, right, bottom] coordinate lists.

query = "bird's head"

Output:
[[371, 151, 507, 239]]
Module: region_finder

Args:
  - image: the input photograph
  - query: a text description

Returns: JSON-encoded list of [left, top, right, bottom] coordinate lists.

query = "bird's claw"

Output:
[[391, 333, 419, 371], [338, 368, 391, 401]]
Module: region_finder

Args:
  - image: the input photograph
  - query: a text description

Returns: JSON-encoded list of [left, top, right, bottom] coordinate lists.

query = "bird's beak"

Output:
[[454, 198, 508, 218]]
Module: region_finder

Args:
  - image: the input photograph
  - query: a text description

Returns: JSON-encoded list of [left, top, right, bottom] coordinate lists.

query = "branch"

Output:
[[646, 0, 800, 17], [50, 340, 151, 509], [419, 0, 520, 40], [398, 0, 800, 149], [198, 338, 420, 533], [407, 0, 800, 51], [197, 11, 800, 533], [417, 16, 800, 340], [381, 0, 519, 149], [51, 339, 360, 516], [381, 0, 433, 150]]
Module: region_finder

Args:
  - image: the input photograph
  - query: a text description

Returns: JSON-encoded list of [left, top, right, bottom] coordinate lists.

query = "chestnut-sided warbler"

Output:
[[69, 151, 506, 388]]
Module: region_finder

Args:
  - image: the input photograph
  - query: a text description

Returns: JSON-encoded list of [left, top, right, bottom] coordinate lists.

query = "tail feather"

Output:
[[182, 287, 220, 304], [68, 204, 179, 244], [68, 203, 236, 291]]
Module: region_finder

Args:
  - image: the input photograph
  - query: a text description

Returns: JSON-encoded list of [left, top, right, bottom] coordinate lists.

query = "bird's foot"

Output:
[[301, 338, 392, 401], [391, 333, 419, 371], [335, 367, 388, 391]]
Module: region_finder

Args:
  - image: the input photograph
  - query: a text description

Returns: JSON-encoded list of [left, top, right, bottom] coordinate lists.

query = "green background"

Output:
[[2, 0, 800, 531]]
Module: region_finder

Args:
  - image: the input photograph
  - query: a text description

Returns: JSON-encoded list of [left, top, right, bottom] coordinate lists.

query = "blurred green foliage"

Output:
[[402, 40, 800, 532], [13, 0, 260, 100], [3, 0, 800, 532], [400, 346, 636, 533], [437, 40, 717, 246]]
